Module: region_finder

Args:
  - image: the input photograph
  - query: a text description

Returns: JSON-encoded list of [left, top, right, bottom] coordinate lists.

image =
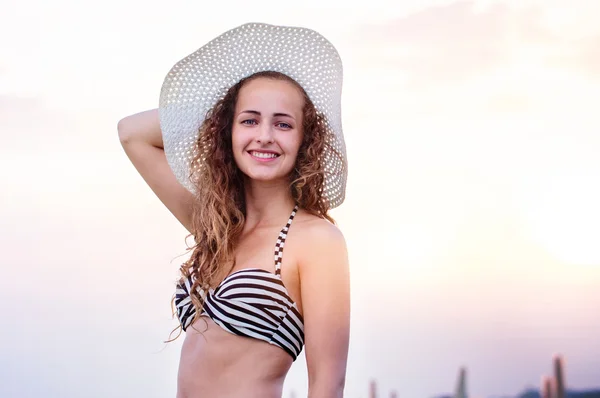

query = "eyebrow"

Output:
[[239, 110, 295, 119]]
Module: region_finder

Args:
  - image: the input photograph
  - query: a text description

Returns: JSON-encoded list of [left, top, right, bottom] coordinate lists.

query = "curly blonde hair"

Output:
[[168, 71, 344, 339]]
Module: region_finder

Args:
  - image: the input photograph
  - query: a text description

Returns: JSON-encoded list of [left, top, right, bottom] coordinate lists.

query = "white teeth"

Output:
[[251, 151, 278, 159]]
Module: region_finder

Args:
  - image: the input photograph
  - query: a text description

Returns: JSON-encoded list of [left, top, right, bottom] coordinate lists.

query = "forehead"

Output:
[[236, 77, 304, 112]]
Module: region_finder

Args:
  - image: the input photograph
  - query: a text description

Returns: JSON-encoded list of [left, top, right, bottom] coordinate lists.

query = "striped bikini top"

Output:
[[174, 205, 304, 360]]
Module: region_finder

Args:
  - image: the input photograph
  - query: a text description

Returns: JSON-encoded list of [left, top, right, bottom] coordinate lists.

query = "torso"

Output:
[[177, 318, 292, 398], [176, 206, 312, 398]]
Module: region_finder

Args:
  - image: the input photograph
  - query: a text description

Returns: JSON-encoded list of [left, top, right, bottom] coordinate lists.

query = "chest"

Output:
[[230, 225, 303, 314], [233, 228, 278, 269]]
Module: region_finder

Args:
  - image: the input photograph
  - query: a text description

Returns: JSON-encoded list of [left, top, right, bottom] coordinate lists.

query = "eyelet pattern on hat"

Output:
[[159, 22, 347, 209]]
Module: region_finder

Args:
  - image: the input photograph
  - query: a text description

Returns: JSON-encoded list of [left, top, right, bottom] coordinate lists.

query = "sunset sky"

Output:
[[1, 1, 599, 397]]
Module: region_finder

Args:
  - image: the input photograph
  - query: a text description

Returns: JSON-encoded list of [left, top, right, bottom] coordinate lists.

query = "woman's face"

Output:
[[231, 77, 304, 183]]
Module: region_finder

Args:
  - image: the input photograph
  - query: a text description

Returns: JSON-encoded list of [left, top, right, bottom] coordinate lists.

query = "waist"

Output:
[[177, 317, 292, 398]]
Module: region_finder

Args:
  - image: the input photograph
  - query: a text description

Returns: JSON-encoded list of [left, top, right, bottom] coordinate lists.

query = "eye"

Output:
[[277, 122, 292, 129], [242, 119, 258, 125]]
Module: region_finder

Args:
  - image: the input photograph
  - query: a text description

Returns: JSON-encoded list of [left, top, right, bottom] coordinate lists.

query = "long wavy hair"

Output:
[[168, 71, 343, 339]]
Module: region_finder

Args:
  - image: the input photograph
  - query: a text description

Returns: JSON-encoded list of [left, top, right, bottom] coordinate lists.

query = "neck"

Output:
[[243, 178, 296, 227]]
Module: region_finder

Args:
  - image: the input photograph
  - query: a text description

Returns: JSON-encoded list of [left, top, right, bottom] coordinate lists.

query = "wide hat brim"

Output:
[[159, 22, 347, 208]]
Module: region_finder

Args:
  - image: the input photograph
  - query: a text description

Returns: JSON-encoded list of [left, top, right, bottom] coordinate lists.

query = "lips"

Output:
[[248, 150, 280, 160]]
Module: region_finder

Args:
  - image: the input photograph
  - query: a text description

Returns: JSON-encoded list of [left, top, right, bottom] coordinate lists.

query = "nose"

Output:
[[256, 122, 275, 144]]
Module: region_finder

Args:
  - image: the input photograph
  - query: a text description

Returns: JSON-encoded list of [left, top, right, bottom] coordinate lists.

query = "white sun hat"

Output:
[[159, 22, 347, 208]]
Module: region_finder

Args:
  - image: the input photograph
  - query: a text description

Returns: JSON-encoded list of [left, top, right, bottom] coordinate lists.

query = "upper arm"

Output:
[[299, 221, 350, 396], [118, 111, 194, 232]]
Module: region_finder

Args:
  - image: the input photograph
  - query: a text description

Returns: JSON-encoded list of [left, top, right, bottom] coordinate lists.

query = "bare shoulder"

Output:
[[294, 212, 346, 247], [293, 212, 348, 274]]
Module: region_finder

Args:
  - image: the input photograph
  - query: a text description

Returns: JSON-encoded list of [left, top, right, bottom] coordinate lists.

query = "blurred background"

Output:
[[1, 0, 599, 397]]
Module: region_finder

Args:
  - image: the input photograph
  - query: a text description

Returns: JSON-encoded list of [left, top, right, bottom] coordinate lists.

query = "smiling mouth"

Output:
[[248, 150, 280, 159]]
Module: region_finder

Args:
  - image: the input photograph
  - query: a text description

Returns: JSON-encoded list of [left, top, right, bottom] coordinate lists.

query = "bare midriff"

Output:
[[176, 316, 293, 398]]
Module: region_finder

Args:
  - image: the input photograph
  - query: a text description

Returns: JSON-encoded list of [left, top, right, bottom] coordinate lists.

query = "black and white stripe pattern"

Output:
[[174, 204, 305, 360], [274, 205, 297, 276], [174, 275, 207, 331]]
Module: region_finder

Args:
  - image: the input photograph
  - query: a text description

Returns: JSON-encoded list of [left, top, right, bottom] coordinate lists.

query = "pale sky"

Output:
[[1, 1, 600, 397]]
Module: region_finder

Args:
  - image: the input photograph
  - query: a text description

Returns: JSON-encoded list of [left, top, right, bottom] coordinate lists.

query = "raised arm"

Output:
[[117, 109, 194, 232], [300, 221, 351, 398]]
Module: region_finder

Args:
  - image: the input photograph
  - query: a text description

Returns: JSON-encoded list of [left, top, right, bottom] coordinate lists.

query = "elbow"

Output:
[[117, 117, 134, 145]]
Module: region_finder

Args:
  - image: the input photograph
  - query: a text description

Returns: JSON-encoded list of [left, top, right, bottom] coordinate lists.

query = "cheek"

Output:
[[231, 127, 250, 154], [291, 133, 304, 157], [230, 128, 245, 167]]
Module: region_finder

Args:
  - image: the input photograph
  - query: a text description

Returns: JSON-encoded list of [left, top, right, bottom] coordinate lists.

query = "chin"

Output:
[[241, 168, 292, 183], [245, 172, 286, 183]]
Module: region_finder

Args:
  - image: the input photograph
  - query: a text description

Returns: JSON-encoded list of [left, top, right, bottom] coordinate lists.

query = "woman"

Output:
[[118, 23, 350, 398]]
